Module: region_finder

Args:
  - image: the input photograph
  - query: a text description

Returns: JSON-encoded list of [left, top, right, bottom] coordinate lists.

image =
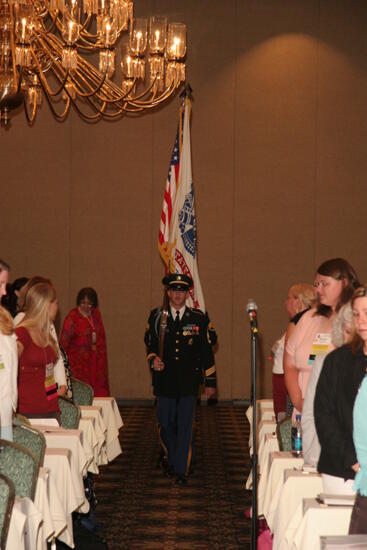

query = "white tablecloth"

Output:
[[34, 467, 57, 550], [245, 401, 276, 490], [92, 397, 123, 461], [79, 406, 108, 465], [79, 417, 100, 473], [6, 496, 43, 550], [247, 399, 274, 454], [272, 469, 323, 549], [6, 499, 27, 550], [259, 433, 279, 475], [43, 447, 80, 547], [34, 426, 90, 514], [290, 499, 353, 550], [258, 451, 304, 527]]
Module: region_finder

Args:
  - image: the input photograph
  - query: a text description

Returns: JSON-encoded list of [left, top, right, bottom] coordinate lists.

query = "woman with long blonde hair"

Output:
[[0, 258, 18, 440], [15, 275, 68, 397], [15, 281, 61, 420]]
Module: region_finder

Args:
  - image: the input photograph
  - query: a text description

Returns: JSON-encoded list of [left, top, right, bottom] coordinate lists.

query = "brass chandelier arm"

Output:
[[30, 38, 71, 98], [39, 34, 113, 100], [24, 97, 38, 125], [36, 9, 59, 36], [83, 99, 141, 117], [64, 92, 105, 121], [38, 74, 71, 121], [77, 20, 130, 45], [74, 71, 159, 106], [68, 65, 109, 98], [66, 55, 132, 103], [76, 12, 92, 34], [126, 82, 177, 107]]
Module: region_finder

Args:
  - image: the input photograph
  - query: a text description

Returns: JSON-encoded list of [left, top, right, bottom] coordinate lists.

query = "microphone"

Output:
[[246, 299, 258, 329]]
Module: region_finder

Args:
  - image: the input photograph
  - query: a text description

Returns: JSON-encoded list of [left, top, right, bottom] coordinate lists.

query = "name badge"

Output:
[[308, 333, 331, 366], [315, 333, 332, 346], [45, 362, 58, 400]]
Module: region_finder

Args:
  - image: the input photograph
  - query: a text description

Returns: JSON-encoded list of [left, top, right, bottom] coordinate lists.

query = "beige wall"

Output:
[[1, 0, 367, 400]]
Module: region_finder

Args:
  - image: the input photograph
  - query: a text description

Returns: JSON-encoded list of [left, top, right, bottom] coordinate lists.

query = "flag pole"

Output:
[[179, 82, 193, 100]]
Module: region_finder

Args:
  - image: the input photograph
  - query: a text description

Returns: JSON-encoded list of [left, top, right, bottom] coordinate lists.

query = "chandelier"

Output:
[[0, 0, 187, 127]]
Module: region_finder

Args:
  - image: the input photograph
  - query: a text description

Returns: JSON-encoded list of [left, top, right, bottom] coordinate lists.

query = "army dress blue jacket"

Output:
[[144, 306, 216, 398]]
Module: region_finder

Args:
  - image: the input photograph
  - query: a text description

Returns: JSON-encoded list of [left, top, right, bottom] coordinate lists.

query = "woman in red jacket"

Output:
[[60, 287, 110, 397]]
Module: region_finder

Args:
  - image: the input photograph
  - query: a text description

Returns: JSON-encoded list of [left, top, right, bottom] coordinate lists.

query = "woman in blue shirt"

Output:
[[349, 285, 367, 534]]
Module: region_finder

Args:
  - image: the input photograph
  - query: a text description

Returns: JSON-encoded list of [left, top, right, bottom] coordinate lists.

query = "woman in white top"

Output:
[[271, 283, 315, 421], [0, 259, 18, 441], [302, 303, 353, 467]]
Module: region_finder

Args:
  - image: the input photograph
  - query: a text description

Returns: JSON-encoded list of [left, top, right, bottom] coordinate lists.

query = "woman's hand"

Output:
[[352, 462, 360, 473], [57, 385, 67, 397]]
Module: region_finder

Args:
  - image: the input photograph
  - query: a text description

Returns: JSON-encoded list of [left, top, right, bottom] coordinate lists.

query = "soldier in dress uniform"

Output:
[[144, 273, 217, 485]]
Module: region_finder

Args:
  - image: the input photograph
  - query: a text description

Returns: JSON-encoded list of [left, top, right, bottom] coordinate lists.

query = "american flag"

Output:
[[158, 111, 183, 265], [158, 99, 205, 311]]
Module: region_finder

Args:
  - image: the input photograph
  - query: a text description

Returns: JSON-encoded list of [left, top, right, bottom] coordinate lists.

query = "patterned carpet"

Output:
[[94, 404, 252, 550]]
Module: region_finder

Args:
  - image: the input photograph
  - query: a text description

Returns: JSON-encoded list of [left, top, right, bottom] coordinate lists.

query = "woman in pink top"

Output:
[[284, 258, 360, 416]]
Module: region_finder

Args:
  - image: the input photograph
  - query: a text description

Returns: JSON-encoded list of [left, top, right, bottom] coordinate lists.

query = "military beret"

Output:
[[162, 273, 193, 290]]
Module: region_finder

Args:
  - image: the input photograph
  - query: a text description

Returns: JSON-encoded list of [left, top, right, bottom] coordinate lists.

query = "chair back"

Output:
[[0, 439, 38, 500], [276, 416, 292, 451], [13, 424, 46, 470], [13, 412, 31, 426], [58, 396, 81, 429], [0, 473, 15, 550], [71, 377, 94, 406]]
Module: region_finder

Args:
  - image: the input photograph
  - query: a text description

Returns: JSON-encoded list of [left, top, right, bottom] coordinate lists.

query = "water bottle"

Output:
[[291, 414, 302, 456]]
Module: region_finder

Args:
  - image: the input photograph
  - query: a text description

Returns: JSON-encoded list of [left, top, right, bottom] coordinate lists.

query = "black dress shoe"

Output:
[[175, 474, 188, 485]]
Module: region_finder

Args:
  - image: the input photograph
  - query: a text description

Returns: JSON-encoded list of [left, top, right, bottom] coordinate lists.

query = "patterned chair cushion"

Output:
[[0, 473, 15, 550], [71, 377, 94, 406], [276, 416, 292, 452], [13, 425, 46, 469], [58, 396, 81, 429], [0, 439, 38, 500]]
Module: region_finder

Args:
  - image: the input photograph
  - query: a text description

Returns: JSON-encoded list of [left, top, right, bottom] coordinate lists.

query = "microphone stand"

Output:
[[248, 307, 258, 550]]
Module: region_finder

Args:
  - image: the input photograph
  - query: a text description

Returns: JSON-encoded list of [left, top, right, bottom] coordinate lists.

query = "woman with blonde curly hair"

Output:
[[271, 282, 315, 420], [15, 281, 61, 421], [0, 258, 18, 440]]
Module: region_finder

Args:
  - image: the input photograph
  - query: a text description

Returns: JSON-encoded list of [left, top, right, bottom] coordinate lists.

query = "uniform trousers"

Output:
[[157, 395, 197, 476]]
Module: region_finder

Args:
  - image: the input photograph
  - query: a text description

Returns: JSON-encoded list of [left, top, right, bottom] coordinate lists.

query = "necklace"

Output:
[[79, 308, 97, 349]]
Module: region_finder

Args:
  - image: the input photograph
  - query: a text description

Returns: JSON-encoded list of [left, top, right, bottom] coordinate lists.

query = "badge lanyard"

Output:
[[85, 314, 97, 349], [43, 347, 57, 400]]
